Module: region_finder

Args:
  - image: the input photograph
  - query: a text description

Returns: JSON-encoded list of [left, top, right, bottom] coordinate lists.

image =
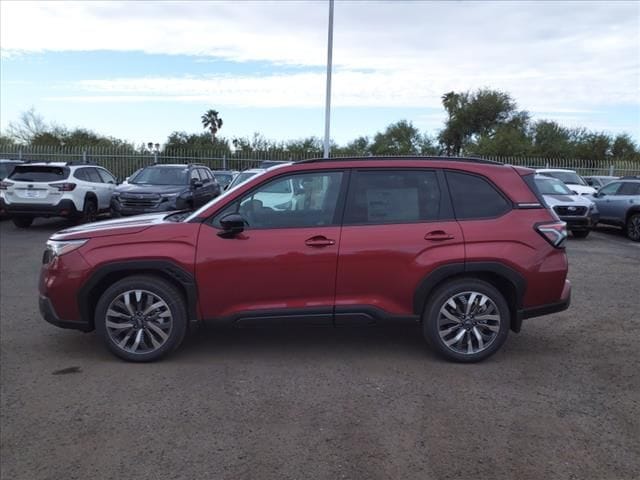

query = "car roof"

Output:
[[536, 168, 577, 173], [0, 159, 23, 163]]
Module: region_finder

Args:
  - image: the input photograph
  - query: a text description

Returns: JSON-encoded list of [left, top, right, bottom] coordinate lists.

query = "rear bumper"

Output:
[[516, 279, 571, 328], [39, 295, 92, 332], [0, 198, 79, 218]]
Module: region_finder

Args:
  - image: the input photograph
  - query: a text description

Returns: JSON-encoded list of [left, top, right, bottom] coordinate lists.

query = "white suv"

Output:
[[536, 168, 597, 195], [0, 162, 117, 228]]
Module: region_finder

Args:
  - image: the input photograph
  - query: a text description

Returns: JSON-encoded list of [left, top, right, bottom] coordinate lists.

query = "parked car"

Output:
[[112, 164, 220, 216], [0, 162, 117, 228], [534, 175, 598, 238], [39, 156, 571, 363], [536, 169, 596, 195], [226, 168, 266, 190], [0, 159, 23, 180], [211, 170, 238, 190], [588, 178, 640, 241], [584, 175, 619, 190]]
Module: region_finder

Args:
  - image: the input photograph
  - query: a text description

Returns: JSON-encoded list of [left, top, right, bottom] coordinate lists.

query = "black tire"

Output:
[[571, 230, 590, 239], [627, 213, 640, 242], [79, 199, 98, 224], [422, 278, 510, 363], [95, 275, 188, 362], [12, 216, 33, 228]]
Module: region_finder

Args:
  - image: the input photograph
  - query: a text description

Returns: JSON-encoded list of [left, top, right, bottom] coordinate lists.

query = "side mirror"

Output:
[[191, 178, 203, 189], [218, 213, 245, 237]]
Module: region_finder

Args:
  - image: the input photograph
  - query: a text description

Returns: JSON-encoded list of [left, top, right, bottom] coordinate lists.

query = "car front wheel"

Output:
[[95, 275, 188, 362], [422, 279, 510, 363], [627, 213, 640, 242]]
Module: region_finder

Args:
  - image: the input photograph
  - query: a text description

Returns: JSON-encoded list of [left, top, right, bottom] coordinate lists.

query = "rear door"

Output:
[[334, 169, 464, 322], [595, 182, 623, 222]]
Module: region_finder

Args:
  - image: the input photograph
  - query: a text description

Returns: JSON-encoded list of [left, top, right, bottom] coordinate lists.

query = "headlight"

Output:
[[44, 239, 88, 262]]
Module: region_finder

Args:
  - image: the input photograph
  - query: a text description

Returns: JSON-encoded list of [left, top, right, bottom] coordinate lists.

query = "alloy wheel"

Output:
[[628, 215, 640, 241], [437, 291, 501, 355], [105, 289, 173, 355]]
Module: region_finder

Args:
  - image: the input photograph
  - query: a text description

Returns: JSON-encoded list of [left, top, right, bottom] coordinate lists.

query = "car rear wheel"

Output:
[[79, 199, 97, 224], [422, 278, 510, 363], [95, 275, 188, 362], [12, 216, 33, 228], [627, 213, 640, 242], [572, 230, 590, 239]]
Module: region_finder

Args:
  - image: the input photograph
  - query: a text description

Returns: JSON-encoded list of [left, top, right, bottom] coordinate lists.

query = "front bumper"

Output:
[[111, 198, 186, 216], [39, 295, 92, 332], [558, 213, 599, 231], [0, 198, 79, 218]]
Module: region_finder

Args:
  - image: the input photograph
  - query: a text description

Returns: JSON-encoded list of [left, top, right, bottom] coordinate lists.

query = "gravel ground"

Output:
[[1, 218, 639, 480]]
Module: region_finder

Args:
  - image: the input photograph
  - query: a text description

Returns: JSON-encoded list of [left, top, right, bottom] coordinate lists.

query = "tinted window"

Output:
[[85, 168, 103, 183], [344, 170, 440, 224], [9, 166, 69, 182], [446, 171, 511, 219], [190, 169, 201, 181], [131, 167, 188, 185], [96, 168, 116, 183], [214, 173, 233, 187], [198, 169, 212, 182], [74, 168, 90, 181], [540, 171, 586, 186], [0, 162, 20, 179], [535, 177, 573, 195], [215, 172, 343, 229], [599, 182, 621, 195], [619, 182, 640, 195]]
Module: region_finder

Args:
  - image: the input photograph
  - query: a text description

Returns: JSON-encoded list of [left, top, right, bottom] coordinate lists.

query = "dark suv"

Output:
[[39, 157, 571, 362], [112, 164, 220, 216]]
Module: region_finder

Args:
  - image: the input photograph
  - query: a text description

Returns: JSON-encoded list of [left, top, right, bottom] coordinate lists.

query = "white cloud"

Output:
[[2, 1, 639, 115]]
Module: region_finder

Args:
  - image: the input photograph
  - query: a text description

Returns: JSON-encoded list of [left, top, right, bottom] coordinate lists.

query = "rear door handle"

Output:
[[425, 230, 454, 241], [305, 236, 336, 247]]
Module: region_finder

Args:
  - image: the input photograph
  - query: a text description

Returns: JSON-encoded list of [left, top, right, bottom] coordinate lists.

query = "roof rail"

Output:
[[296, 155, 503, 166]]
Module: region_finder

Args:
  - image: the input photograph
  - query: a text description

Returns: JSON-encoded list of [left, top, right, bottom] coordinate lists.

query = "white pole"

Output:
[[323, 0, 334, 159]]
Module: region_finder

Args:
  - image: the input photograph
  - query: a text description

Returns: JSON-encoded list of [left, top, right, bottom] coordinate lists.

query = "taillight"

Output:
[[536, 221, 567, 248], [49, 182, 77, 191], [0, 180, 14, 190]]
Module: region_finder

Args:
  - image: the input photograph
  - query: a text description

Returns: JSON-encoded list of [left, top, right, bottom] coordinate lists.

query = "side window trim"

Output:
[[342, 168, 447, 226]]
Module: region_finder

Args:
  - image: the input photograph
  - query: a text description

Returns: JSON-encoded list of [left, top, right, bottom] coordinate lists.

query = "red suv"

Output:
[[39, 158, 571, 362]]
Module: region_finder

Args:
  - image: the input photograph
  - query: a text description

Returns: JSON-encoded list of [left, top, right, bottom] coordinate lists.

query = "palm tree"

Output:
[[201, 109, 223, 144]]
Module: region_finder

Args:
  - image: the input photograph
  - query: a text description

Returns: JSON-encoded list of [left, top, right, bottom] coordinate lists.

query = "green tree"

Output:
[[531, 120, 572, 158], [611, 133, 639, 160], [0, 135, 16, 147], [201, 109, 223, 144], [472, 112, 533, 156], [165, 131, 230, 152], [6, 108, 48, 144], [371, 120, 423, 155]]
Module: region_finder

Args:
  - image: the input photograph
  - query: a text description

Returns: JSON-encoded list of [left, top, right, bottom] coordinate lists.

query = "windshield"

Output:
[[228, 171, 259, 189], [130, 166, 188, 185], [213, 173, 234, 187], [542, 171, 586, 186], [9, 165, 69, 182], [535, 176, 573, 195]]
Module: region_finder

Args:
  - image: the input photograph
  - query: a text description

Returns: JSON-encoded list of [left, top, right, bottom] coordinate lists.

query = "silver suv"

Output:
[[589, 179, 640, 241], [0, 162, 117, 228]]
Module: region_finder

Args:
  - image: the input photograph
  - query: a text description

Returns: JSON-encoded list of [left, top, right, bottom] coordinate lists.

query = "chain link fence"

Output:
[[1, 145, 639, 179]]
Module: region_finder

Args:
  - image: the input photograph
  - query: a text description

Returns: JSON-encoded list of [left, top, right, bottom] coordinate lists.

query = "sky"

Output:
[[1, 0, 639, 147]]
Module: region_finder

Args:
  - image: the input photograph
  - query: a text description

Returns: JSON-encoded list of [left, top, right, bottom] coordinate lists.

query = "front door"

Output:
[[195, 170, 346, 323]]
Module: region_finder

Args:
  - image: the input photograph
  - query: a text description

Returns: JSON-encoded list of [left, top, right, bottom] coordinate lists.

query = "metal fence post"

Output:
[[18, 149, 22, 161], [82, 150, 87, 164], [153, 151, 158, 164], [223, 154, 227, 170], [609, 165, 614, 176]]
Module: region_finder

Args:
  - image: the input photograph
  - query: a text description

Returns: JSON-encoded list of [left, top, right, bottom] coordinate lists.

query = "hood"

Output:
[[51, 212, 176, 240], [543, 193, 594, 208], [115, 184, 186, 195], [564, 184, 597, 195]]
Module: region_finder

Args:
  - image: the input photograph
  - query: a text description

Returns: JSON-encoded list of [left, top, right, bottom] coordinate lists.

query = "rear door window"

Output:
[[9, 166, 70, 182], [599, 182, 622, 195], [618, 182, 640, 195], [85, 168, 103, 183], [96, 168, 116, 184], [344, 170, 441, 224], [446, 171, 511, 219]]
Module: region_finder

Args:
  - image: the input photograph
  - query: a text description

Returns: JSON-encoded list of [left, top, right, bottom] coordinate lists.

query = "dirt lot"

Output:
[[1, 218, 639, 480]]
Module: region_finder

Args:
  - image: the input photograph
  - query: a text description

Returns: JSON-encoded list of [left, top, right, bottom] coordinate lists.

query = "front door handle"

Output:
[[305, 236, 336, 247], [425, 230, 454, 241]]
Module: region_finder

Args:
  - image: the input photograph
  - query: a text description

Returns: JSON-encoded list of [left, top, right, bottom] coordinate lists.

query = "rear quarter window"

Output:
[[446, 171, 511, 219], [9, 166, 70, 182]]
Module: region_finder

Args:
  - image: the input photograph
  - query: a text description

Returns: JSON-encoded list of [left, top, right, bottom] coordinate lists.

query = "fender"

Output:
[[412, 261, 526, 330], [78, 260, 199, 327]]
